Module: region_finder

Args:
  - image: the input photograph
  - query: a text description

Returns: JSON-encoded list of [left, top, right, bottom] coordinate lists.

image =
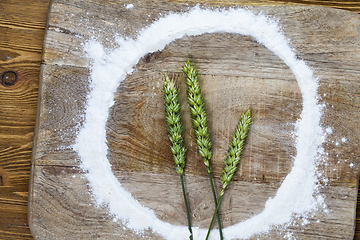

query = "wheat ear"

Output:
[[182, 60, 223, 240], [205, 109, 252, 240], [162, 75, 193, 240], [182, 60, 212, 168]]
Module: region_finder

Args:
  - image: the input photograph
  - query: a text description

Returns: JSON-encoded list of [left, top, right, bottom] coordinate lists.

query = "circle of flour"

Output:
[[74, 7, 324, 240]]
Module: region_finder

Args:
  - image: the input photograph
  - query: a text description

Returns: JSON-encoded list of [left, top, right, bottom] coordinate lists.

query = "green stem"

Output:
[[206, 166, 223, 240], [205, 194, 223, 240], [181, 174, 193, 240]]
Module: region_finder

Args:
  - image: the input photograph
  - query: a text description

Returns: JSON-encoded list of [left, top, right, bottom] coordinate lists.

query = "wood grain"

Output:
[[0, 0, 360, 239], [0, 0, 50, 239], [28, 0, 360, 239]]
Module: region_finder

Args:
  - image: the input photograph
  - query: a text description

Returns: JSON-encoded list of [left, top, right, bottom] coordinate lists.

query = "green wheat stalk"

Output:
[[205, 109, 252, 240], [162, 75, 193, 240], [182, 60, 223, 240]]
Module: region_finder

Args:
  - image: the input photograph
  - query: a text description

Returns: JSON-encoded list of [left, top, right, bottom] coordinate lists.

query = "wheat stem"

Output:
[[181, 174, 193, 240], [207, 169, 223, 240], [205, 195, 223, 240], [163, 75, 193, 240]]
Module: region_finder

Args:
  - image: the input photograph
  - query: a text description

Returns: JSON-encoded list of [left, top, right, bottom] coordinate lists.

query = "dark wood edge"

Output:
[[27, 0, 55, 238]]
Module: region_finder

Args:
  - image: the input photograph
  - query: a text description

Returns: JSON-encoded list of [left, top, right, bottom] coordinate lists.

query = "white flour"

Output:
[[73, 7, 325, 240]]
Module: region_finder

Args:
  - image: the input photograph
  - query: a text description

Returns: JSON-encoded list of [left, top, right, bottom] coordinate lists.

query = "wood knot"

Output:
[[1, 71, 17, 86], [144, 51, 161, 63]]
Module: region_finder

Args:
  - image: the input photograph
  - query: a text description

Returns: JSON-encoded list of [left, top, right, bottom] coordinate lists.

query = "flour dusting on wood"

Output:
[[73, 7, 327, 240]]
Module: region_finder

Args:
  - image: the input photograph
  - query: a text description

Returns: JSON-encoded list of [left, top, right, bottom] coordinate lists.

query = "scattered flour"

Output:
[[325, 127, 333, 134], [126, 3, 134, 9], [73, 7, 325, 240]]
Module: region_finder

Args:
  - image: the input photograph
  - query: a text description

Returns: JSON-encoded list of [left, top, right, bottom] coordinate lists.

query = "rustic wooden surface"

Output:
[[28, 0, 360, 239], [0, 0, 51, 239], [0, 0, 360, 239]]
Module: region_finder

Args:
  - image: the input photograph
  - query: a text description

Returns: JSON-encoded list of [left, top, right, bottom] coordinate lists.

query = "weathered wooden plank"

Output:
[[28, 1, 360, 239], [0, 0, 51, 238]]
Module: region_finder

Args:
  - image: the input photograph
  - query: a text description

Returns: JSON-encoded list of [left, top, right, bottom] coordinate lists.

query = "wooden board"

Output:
[[0, 0, 51, 239], [28, 0, 360, 239]]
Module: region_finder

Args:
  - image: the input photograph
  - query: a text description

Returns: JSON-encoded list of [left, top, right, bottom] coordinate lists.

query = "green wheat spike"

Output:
[[182, 60, 223, 240], [162, 75, 193, 240], [220, 109, 252, 196], [182, 60, 212, 169], [205, 109, 252, 240]]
